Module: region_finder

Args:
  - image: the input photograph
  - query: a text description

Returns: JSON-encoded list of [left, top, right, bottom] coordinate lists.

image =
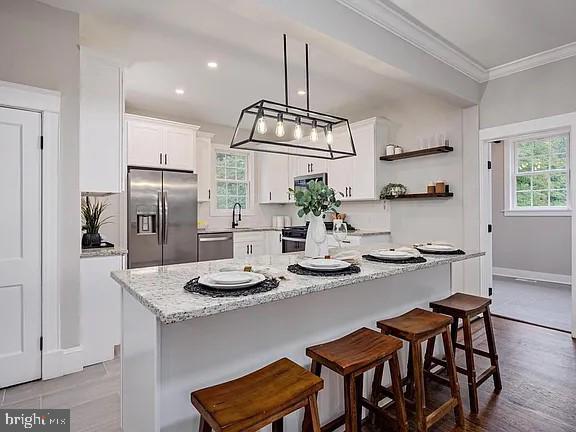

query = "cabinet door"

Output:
[[233, 241, 249, 258], [80, 50, 123, 193], [164, 126, 196, 171], [259, 153, 290, 203], [266, 231, 283, 255], [196, 135, 212, 202], [350, 125, 376, 200], [250, 241, 266, 257], [126, 119, 164, 168], [327, 157, 352, 200]]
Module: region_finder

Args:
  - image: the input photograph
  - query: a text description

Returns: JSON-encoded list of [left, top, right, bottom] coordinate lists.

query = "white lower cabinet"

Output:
[[266, 230, 284, 254], [233, 231, 283, 257], [80, 255, 124, 367], [327, 233, 390, 248]]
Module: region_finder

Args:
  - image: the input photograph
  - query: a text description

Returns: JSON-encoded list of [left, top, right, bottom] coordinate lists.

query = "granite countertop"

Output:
[[111, 244, 484, 324], [81, 247, 128, 258], [198, 227, 390, 236]]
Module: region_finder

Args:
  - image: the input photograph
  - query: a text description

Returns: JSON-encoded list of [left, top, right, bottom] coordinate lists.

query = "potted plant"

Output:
[[81, 196, 113, 248], [380, 183, 407, 199], [288, 180, 342, 257]]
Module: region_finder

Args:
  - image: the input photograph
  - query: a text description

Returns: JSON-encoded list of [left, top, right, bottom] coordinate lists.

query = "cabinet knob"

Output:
[[164, 154, 167, 165]]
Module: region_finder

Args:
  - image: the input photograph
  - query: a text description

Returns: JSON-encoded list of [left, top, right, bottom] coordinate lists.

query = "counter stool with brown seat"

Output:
[[191, 358, 323, 432], [426, 293, 502, 413], [303, 327, 408, 432], [373, 308, 464, 432]]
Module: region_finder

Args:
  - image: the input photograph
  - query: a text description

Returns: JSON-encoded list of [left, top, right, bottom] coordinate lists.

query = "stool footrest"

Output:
[[425, 398, 458, 429], [320, 414, 345, 432], [476, 365, 497, 387], [454, 342, 493, 359], [428, 356, 468, 375]]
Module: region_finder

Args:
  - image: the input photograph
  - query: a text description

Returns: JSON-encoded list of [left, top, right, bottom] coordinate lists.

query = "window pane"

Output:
[[215, 165, 226, 179], [236, 166, 246, 180], [550, 190, 567, 206], [236, 157, 246, 169], [551, 136, 567, 153], [550, 153, 567, 170], [532, 174, 549, 190], [226, 167, 237, 180], [217, 181, 227, 195], [517, 141, 533, 158], [517, 158, 532, 173], [227, 182, 238, 195], [227, 196, 238, 208], [550, 173, 567, 189], [516, 175, 531, 191], [237, 182, 247, 196], [516, 191, 532, 207], [238, 196, 247, 208], [217, 196, 227, 209], [532, 154, 549, 171], [532, 140, 550, 155], [533, 191, 549, 206], [216, 152, 226, 165]]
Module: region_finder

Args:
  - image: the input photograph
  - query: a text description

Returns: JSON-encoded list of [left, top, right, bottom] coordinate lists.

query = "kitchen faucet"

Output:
[[232, 202, 242, 228]]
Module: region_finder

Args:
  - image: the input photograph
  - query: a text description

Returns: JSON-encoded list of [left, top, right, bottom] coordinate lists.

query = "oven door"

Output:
[[282, 237, 306, 253]]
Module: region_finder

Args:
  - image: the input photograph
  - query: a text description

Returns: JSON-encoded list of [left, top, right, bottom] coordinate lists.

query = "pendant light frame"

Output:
[[230, 35, 356, 160]]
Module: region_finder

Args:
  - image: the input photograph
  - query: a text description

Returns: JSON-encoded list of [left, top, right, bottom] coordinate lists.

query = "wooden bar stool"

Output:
[[426, 293, 502, 413], [374, 308, 464, 432], [303, 327, 408, 432], [191, 358, 323, 432]]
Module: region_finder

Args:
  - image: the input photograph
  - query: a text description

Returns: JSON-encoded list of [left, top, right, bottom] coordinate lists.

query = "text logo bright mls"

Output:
[[0, 410, 69, 432]]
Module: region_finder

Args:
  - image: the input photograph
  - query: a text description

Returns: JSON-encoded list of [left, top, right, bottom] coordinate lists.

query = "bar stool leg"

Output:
[[344, 374, 359, 432], [198, 418, 211, 432], [389, 352, 409, 432], [302, 361, 322, 432], [370, 363, 384, 425], [355, 374, 364, 431], [306, 395, 322, 432], [405, 344, 415, 401], [272, 418, 283, 432], [483, 308, 503, 391], [442, 329, 465, 426], [423, 336, 435, 371], [450, 318, 459, 354], [462, 316, 479, 413], [411, 342, 427, 432]]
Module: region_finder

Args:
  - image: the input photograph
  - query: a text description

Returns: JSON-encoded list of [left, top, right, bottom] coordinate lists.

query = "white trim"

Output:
[[494, 267, 571, 286], [503, 209, 571, 217], [488, 41, 576, 81], [0, 81, 73, 378], [335, 0, 488, 83], [124, 113, 200, 131], [42, 347, 84, 380]]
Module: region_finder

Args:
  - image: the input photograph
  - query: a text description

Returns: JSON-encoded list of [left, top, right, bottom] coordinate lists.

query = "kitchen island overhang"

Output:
[[113, 247, 483, 432]]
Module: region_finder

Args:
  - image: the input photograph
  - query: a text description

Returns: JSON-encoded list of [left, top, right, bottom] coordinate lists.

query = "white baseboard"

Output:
[[42, 346, 84, 380], [493, 267, 571, 285]]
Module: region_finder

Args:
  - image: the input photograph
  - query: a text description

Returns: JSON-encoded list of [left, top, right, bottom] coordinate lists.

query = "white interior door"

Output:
[[0, 107, 42, 388]]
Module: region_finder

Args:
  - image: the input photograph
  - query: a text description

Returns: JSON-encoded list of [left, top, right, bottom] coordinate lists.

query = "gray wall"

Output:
[[491, 142, 571, 275], [0, 0, 80, 348]]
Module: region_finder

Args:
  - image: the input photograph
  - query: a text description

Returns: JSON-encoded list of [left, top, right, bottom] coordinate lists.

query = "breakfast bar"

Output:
[[112, 246, 483, 432]]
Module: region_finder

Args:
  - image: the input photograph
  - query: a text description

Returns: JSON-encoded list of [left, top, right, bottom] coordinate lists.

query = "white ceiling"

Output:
[[40, 0, 467, 127], [388, 0, 576, 69]]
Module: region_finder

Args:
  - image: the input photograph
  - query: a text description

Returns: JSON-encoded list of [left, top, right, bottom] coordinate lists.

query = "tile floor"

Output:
[[0, 358, 120, 432], [491, 275, 571, 331]]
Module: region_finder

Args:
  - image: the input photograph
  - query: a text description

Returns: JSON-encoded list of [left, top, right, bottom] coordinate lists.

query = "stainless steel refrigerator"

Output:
[[127, 167, 198, 269]]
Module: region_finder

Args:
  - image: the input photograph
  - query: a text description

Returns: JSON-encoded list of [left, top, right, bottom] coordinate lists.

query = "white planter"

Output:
[[305, 215, 329, 258]]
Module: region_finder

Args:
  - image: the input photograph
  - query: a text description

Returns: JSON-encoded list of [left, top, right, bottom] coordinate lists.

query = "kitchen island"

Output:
[[112, 245, 483, 432]]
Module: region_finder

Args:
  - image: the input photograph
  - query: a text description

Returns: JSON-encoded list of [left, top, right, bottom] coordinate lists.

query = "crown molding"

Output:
[[335, 0, 489, 83], [488, 41, 576, 81]]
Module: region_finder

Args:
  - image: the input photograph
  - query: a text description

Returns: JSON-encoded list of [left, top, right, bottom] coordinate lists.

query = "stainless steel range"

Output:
[[281, 226, 307, 253]]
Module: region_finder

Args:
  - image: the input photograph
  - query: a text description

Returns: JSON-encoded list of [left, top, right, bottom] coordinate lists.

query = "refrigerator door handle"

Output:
[[163, 191, 169, 245], [157, 192, 163, 245]]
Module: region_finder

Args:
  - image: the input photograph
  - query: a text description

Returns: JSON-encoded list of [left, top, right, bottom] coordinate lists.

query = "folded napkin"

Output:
[[218, 265, 289, 280], [331, 250, 362, 265]]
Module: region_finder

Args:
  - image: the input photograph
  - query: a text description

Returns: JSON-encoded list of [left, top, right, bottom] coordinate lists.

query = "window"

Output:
[[506, 131, 570, 215], [211, 147, 254, 215]]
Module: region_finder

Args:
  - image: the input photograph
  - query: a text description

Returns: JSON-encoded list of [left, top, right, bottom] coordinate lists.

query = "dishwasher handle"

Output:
[[198, 236, 233, 242]]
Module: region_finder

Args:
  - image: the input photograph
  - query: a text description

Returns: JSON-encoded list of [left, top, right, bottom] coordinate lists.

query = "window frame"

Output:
[[210, 144, 255, 217], [504, 128, 571, 217]]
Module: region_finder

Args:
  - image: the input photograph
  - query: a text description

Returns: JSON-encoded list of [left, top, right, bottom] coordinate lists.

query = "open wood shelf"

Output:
[[384, 192, 454, 200], [380, 145, 453, 161]]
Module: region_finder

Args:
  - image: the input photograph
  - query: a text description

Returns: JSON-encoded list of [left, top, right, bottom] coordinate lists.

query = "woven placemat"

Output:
[[287, 264, 361, 277], [414, 247, 466, 255], [362, 254, 427, 264], [183, 277, 280, 298]]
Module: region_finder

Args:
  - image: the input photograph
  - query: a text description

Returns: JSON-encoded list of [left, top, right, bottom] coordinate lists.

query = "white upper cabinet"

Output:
[[196, 132, 214, 202], [125, 114, 199, 171], [80, 49, 124, 193], [258, 152, 291, 204]]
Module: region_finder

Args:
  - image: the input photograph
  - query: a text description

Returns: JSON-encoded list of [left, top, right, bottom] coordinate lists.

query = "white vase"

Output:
[[305, 215, 328, 258]]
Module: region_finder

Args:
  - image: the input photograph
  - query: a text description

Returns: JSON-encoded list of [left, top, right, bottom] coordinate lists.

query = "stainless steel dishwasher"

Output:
[[197, 232, 234, 262]]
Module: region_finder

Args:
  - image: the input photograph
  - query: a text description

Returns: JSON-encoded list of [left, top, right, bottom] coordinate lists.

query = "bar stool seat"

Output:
[[191, 358, 323, 432], [377, 308, 452, 341], [305, 327, 408, 432], [430, 293, 491, 317]]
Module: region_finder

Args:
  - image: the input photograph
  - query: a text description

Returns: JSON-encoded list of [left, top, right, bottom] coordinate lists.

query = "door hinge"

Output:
[[487, 160, 492, 169], [488, 224, 493, 233], [488, 287, 493, 296], [40, 336, 43, 351], [40, 136, 44, 150]]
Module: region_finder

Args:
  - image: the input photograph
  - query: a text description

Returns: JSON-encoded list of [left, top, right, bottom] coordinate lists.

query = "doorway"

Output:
[[0, 106, 43, 387]]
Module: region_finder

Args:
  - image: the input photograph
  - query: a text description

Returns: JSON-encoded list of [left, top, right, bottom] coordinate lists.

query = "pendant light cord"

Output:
[[283, 34, 288, 112], [306, 43, 310, 112]]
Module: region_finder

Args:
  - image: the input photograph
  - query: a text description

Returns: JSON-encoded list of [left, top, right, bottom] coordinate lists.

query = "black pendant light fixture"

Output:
[[230, 34, 356, 160]]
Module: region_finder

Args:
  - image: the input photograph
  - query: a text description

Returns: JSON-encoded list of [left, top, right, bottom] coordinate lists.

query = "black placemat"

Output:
[[287, 263, 361, 276], [362, 254, 427, 264], [183, 276, 280, 297], [414, 247, 466, 255]]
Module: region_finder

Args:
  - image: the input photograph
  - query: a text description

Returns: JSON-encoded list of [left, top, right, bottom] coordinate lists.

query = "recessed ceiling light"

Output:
[[175, 88, 185, 95], [207, 61, 218, 69], [297, 90, 306, 96]]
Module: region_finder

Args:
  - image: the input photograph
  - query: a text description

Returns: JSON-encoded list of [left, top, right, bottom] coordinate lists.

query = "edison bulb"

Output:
[[326, 126, 334, 145], [310, 121, 319, 142], [293, 123, 303, 139], [256, 116, 267, 134], [275, 118, 285, 137]]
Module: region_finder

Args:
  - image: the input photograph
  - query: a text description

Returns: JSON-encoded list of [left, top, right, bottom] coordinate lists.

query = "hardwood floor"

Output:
[[1, 317, 574, 431]]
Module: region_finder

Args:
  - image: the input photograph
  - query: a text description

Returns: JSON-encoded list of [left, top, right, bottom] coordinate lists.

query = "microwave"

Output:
[[293, 173, 328, 193]]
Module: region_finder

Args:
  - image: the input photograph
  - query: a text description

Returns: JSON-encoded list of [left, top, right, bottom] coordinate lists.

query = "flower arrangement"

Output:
[[288, 180, 342, 218]]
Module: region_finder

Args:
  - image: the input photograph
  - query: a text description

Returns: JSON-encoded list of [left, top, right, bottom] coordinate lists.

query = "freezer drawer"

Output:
[[198, 232, 234, 262]]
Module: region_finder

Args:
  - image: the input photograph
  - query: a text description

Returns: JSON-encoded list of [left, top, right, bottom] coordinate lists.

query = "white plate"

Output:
[[199, 272, 266, 290], [369, 250, 415, 260], [417, 244, 458, 252], [299, 259, 351, 272], [209, 271, 254, 285]]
